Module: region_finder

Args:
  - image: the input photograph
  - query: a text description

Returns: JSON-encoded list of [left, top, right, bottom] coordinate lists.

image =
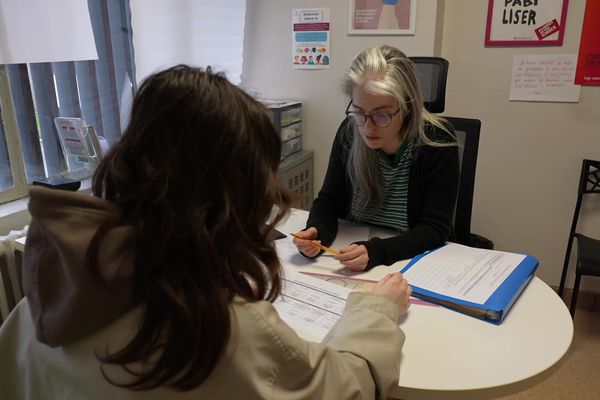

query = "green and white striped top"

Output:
[[350, 140, 414, 232]]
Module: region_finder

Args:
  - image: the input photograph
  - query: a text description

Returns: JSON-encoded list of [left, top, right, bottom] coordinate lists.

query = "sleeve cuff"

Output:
[[355, 238, 385, 270], [346, 291, 401, 323]]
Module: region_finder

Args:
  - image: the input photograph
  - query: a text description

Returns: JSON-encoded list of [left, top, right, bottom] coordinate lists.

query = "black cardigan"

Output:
[[306, 119, 460, 269]]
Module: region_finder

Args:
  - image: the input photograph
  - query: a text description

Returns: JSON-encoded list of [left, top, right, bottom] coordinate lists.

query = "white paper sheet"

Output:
[[277, 237, 407, 283], [273, 271, 351, 342], [402, 243, 526, 304], [276, 219, 408, 283], [510, 54, 580, 102]]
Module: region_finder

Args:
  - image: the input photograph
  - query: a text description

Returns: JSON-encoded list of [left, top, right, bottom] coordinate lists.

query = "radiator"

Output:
[[0, 226, 28, 324]]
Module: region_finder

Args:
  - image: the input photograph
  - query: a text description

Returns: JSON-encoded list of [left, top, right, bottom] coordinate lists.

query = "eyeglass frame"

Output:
[[344, 101, 402, 128]]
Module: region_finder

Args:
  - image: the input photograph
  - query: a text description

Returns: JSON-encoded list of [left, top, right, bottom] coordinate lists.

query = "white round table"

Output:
[[390, 276, 573, 399], [277, 209, 574, 399]]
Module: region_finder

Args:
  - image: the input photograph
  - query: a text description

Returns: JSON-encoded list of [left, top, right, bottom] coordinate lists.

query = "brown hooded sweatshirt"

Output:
[[0, 186, 405, 400]]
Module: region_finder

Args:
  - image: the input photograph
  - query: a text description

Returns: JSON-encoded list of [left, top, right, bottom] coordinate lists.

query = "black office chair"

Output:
[[409, 56, 493, 249], [444, 117, 493, 249], [410, 57, 448, 113], [557, 159, 600, 317]]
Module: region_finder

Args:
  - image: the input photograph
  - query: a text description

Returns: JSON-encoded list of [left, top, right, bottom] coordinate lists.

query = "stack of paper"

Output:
[[273, 271, 352, 342], [400, 243, 539, 324]]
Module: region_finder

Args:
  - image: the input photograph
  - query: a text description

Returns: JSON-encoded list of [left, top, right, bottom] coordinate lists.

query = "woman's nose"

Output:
[[364, 116, 377, 129]]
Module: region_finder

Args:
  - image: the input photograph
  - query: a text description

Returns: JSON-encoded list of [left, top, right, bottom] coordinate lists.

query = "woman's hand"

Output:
[[335, 243, 369, 271], [371, 273, 412, 315], [292, 227, 321, 257]]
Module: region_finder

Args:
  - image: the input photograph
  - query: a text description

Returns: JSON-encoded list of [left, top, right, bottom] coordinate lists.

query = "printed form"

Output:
[[402, 243, 526, 304], [274, 271, 352, 342]]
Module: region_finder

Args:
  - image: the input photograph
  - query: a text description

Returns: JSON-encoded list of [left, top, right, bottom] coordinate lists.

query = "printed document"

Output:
[[273, 271, 351, 342], [402, 243, 526, 304]]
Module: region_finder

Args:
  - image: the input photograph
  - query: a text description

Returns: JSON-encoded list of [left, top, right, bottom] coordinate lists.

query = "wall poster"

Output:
[[485, 0, 569, 46], [348, 0, 416, 35], [292, 8, 331, 69], [574, 0, 600, 85]]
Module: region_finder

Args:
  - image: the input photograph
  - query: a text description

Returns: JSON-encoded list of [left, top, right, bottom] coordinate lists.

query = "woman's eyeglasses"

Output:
[[344, 101, 401, 128]]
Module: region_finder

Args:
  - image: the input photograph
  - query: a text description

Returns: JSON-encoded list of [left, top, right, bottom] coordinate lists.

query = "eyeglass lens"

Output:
[[350, 113, 392, 127]]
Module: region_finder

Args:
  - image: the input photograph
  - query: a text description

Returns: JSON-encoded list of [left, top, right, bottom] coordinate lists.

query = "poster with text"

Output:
[[348, 0, 416, 35], [574, 0, 600, 85], [292, 8, 330, 70], [485, 0, 568, 46]]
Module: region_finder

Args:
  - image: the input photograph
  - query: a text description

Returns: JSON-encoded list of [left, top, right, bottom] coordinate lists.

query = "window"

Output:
[[0, 0, 136, 204]]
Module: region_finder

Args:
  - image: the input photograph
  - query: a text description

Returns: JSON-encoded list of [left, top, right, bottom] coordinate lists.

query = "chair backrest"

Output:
[[444, 117, 481, 246], [409, 56, 449, 113], [558, 159, 600, 300], [578, 159, 600, 196], [409, 56, 490, 247], [571, 159, 600, 233]]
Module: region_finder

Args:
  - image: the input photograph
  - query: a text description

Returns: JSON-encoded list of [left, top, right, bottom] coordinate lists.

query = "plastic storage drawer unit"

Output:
[[261, 100, 302, 159]]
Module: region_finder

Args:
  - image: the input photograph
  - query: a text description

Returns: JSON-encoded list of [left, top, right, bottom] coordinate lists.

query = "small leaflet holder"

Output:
[[53, 117, 105, 171]]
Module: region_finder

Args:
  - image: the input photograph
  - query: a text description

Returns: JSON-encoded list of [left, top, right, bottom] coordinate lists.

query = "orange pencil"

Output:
[[290, 233, 340, 255]]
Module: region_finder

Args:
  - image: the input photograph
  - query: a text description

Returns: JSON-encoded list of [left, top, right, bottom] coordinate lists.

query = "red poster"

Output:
[[575, 0, 600, 85]]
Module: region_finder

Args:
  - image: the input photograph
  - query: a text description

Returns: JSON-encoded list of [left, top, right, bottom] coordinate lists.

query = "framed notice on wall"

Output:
[[485, 0, 569, 46], [348, 0, 416, 35]]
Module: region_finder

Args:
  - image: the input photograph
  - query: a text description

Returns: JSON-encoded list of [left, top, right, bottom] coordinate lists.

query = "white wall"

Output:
[[244, 0, 600, 289], [441, 0, 600, 289], [242, 0, 442, 192]]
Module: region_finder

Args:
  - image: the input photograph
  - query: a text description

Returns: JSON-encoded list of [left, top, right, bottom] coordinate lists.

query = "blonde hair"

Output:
[[342, 45, 455, 212]]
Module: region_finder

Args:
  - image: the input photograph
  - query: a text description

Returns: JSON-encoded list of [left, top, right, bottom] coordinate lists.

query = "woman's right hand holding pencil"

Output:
[[292, 227, 321, 257]]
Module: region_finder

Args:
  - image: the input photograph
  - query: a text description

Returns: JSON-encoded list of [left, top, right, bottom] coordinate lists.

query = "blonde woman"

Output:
[[294, 45, 459, 271]]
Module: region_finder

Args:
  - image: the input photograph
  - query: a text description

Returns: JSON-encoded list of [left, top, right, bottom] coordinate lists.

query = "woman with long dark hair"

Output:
[[0, 65, 411, 399]]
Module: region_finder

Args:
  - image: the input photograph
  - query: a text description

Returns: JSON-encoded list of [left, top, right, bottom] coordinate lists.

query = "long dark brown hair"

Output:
[[89, 65, 291, 390]]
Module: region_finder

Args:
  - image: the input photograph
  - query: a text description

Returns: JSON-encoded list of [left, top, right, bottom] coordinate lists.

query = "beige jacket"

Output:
[[0, 187, 405, 399]]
